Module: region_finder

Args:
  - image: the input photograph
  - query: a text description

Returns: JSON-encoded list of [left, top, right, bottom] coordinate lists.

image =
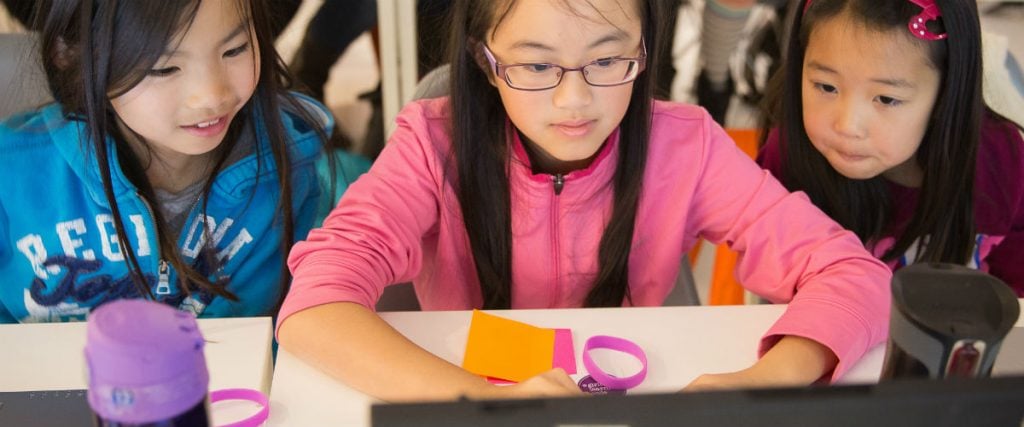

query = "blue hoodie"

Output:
[[0, 94, 337, 323]]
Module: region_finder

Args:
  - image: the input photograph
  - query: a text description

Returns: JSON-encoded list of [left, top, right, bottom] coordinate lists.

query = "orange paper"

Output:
[[462, 310, 555, 382]]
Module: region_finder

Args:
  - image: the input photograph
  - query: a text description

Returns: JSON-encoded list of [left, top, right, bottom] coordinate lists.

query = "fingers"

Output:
[[505, 369, 584, 398], [544, 368, 581, 393], [682, 373, 720, 392]]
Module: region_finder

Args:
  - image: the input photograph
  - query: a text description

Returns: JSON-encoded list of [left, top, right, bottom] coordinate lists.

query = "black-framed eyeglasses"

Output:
[[481, 39, 647, 91]]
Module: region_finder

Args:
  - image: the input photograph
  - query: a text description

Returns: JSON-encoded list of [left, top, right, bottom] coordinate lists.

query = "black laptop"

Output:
[[0, 389, 92, 427], [371, 375, 1024, 427]]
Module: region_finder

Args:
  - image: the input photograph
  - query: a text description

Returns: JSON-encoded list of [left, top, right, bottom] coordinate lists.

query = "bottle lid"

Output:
[[85, 299, 209, 424], [892, 263, 1020, 341]]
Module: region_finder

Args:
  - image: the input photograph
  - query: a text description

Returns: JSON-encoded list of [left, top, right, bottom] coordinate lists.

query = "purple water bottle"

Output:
[[85, 299, 211, 426]]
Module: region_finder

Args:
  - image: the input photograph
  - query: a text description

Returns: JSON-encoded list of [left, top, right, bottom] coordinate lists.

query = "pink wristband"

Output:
[[209, 388, 269, 427], [582, 335, 648, 390]]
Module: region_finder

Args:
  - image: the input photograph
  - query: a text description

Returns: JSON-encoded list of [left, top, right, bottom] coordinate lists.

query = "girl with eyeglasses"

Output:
[[276, 0, 892, 401], [758, 0, 1024, 296]]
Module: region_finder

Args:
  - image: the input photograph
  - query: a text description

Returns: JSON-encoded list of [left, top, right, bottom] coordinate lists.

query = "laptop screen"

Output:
[[371, 375, 1024, 427]]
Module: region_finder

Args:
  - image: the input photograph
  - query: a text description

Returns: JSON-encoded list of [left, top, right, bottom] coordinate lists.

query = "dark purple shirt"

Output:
[[758, 113, 1024, 296]]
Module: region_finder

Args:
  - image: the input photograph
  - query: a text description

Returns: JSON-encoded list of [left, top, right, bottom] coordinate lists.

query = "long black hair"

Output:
[[447, 0, 664, 308], [35, 0, 329, 313], [762, 0, 982, 264]]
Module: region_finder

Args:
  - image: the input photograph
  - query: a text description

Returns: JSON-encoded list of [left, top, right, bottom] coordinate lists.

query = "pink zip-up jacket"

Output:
[[281, 98, 891, 379]]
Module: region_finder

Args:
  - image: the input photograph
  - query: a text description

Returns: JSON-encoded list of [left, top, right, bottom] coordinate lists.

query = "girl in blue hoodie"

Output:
[[0, 1, 351, 322]]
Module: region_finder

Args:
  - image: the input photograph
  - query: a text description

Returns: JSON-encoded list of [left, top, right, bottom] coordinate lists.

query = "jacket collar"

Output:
[[508, 122, 619, 183]]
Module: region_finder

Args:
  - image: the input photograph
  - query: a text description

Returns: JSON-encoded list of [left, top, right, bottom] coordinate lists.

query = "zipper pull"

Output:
[[552, 174, 565, 196], [156, 260, 171, 295]]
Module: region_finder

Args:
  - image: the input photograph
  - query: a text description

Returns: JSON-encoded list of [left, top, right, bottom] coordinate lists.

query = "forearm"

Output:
[[685, 335, 838, 391], [277, 302, 497, 402], [753, 335, 839, 385]]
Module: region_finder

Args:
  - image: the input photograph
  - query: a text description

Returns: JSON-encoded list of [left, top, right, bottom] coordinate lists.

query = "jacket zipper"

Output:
[[550, 174, 564, 306], [156, 260, 171, 295], [138, 190, 205, 296], [137, 193, 168, 295]]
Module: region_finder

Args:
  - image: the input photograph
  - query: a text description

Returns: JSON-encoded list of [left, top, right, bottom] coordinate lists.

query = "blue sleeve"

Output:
[[0, 302, 15, 323], [0, 198, 9, 266], [313, 149, 372, 227], [0, 201, 15, 323], [293, 163, 320, 245]]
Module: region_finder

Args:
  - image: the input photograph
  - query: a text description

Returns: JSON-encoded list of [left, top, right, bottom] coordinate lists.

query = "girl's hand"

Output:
[[474, 368, 584, 399]]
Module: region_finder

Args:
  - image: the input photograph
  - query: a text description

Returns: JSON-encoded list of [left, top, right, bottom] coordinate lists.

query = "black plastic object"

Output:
[[881, 263, 1020, 380]]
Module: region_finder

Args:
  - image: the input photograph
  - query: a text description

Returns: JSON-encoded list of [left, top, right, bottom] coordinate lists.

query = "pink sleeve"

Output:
[[276, 101, 444, 335], [687, 114, 891, 381]]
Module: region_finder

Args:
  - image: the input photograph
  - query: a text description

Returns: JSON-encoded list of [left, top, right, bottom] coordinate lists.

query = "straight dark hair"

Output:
[[35, 0, 329, 313], [762, 0, 982, 264], [447, 0, 663, 308]]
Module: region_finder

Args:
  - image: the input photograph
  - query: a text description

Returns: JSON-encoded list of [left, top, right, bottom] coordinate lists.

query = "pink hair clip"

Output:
[[907, 0, 946, 41], [803, 0, 947, 41]]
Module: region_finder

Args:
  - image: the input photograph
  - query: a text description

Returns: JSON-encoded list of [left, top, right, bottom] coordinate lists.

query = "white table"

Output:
[[268, 300, 1024, 426], [0, 317, 274, 425], [267, 305, 844, 426]]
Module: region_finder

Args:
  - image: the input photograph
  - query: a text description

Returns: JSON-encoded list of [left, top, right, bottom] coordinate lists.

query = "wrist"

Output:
[[460, 377, 505, 400]]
